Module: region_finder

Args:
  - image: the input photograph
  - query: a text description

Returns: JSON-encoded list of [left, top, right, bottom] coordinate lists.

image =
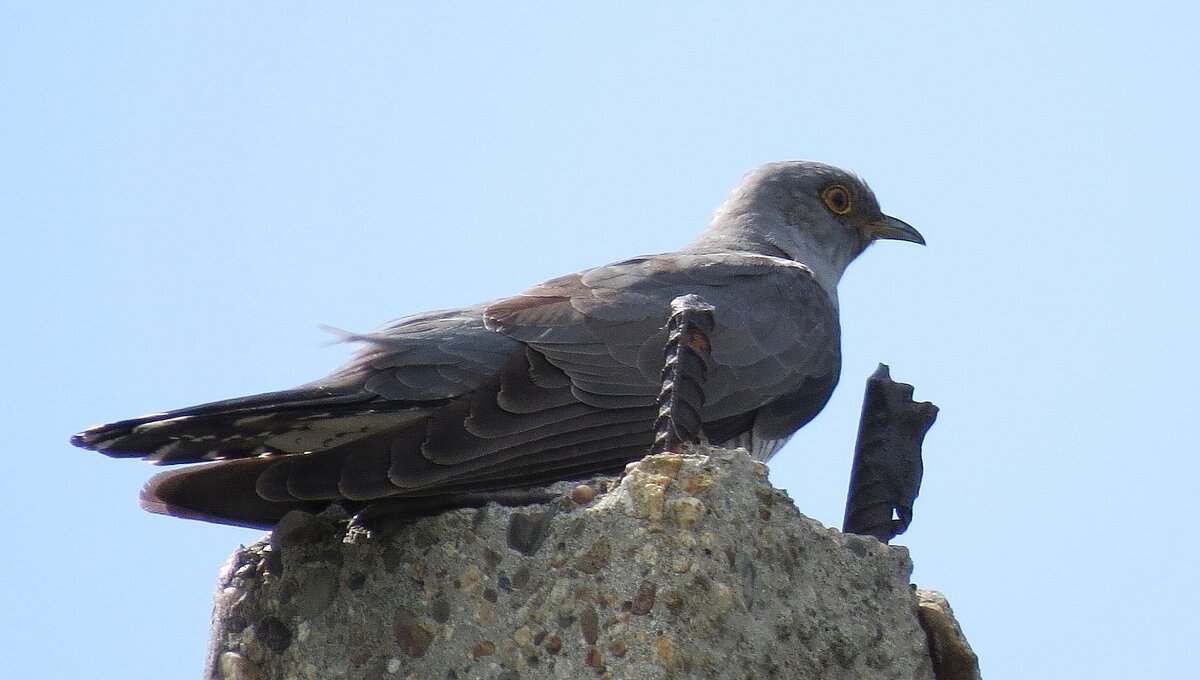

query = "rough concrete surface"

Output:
[[207, 447, 968, 679]]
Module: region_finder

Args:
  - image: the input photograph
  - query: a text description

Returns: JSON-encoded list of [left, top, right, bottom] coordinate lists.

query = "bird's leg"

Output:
[[650, 294, 716, 455], [842, 364, 938, 543]]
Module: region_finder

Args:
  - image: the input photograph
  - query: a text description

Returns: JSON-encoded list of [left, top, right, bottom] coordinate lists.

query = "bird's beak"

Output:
[[867, 215, 925, 245]]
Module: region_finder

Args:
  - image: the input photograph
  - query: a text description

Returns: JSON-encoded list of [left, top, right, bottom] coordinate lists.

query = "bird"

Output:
[[71, 161, 924, 529]]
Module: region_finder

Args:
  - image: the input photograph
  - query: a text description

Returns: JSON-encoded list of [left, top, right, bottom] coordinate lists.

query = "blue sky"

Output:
[[3, 3, 1198, 677]]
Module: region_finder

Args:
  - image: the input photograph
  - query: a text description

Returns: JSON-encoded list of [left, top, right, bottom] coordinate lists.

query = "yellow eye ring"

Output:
[[821, 185, 853, 215]]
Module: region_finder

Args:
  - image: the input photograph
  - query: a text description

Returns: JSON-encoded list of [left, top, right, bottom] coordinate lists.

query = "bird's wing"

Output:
[[137, 336, 660, 527], [485, 251, 841, 428], [71, 307, 521, 464]]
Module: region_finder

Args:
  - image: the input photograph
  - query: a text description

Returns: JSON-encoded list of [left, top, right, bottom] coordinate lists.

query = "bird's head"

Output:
[[691, 161, 923, 294]]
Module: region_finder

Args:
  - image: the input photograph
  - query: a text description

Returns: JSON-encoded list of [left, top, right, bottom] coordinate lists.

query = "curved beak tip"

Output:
[[871, 215, 925, 245]]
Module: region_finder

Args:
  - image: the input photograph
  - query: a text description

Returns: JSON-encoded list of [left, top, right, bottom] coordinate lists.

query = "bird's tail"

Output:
[[140, 457, 328, 528], [69, 385, 396, 465]]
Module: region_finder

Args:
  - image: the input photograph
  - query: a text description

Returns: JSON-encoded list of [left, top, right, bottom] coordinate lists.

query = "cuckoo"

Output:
[[72, 161, 924, 528]]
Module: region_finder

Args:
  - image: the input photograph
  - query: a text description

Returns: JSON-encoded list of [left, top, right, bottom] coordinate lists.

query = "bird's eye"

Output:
[[821, 185, 853, 215]]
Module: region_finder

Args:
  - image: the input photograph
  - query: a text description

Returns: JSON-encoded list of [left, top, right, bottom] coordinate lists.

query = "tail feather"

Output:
[[69, 386, 416, 464], [141, 459, 330, 529]]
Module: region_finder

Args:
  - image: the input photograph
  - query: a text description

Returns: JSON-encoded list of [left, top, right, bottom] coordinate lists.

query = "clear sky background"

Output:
[[3, 3, 1197, 678]]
